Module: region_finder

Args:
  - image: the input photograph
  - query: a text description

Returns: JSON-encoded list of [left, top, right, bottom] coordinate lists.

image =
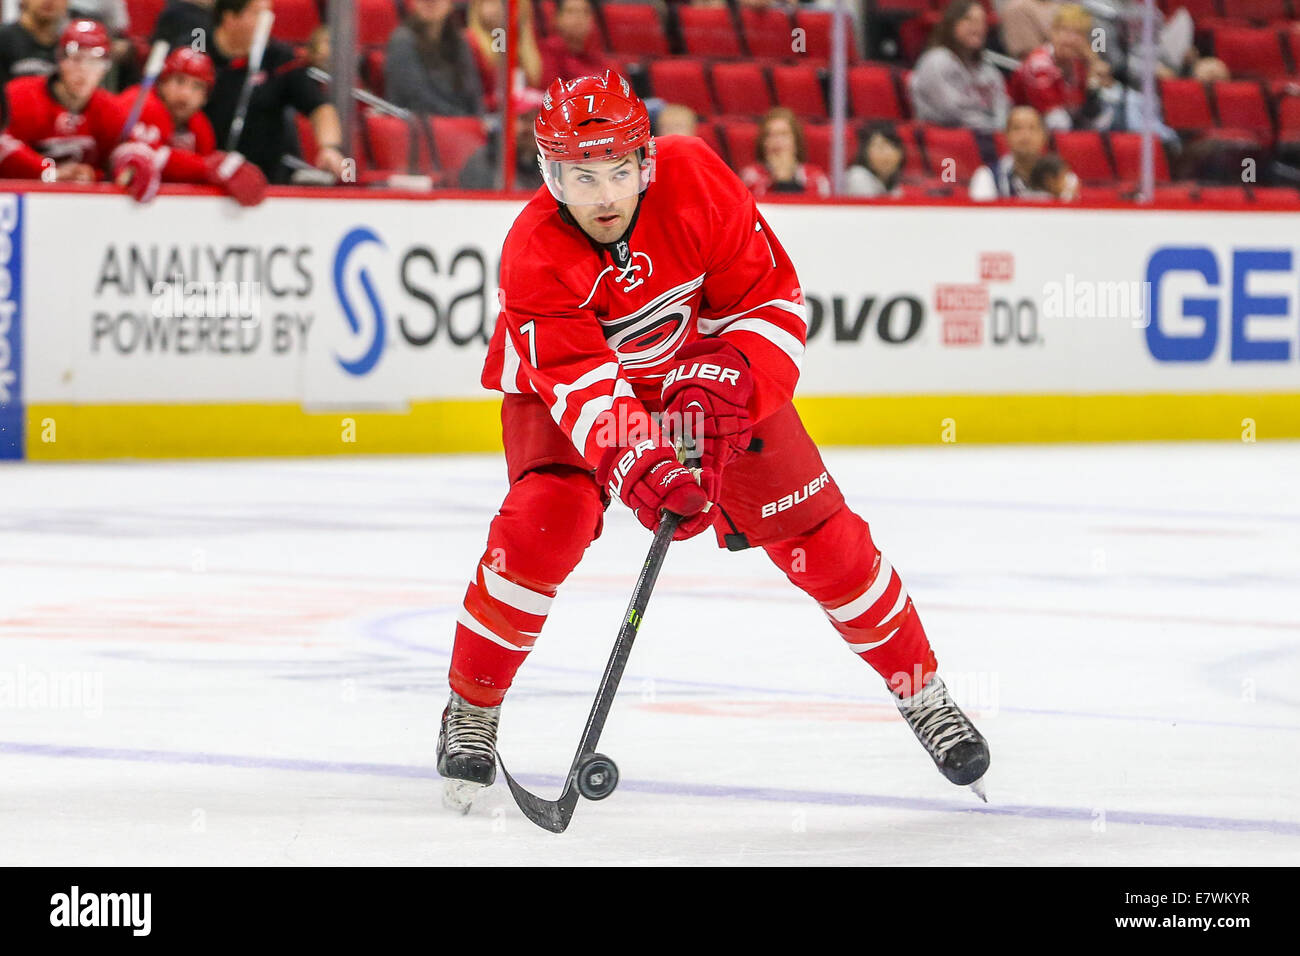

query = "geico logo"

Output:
[[0, 195, 17, 405], [1146, 246, 1299, 362], [804, 294, 924, 344], [761, 472, 830, 518], [662, 361, 740, 389]]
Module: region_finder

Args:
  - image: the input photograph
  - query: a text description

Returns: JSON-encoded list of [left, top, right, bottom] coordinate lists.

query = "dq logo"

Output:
[[333, 226, 387, 376]]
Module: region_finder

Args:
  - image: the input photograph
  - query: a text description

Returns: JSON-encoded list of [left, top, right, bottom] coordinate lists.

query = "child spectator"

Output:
[[910, 0, 1009, 134], [740, 107, 830, 198], [538, 0, 613, 87], [0, 0, 67, 85], [845, 122, 905, 198], [1028, 152, 1078, 200], [386, 0, 484, 116], [969, 104, 1047, 199], [466, 0, 542, 112], [1010, 3, 1101, 131]]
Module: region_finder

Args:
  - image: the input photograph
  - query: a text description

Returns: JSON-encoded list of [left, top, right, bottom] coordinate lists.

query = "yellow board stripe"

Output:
[[24, 392, 1300, 459]]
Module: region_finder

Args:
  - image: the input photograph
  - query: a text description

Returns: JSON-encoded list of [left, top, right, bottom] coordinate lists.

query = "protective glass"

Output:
[[541, 149, 650, 206]]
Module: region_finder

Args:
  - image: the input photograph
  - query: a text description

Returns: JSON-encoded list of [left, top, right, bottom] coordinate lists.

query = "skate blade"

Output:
[[442, 778, 485, 815], [968, 777, 988, 803]]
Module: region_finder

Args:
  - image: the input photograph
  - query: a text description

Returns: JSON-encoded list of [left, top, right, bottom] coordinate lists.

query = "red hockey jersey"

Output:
[[116, 85, 216, 183], [483, 135, 807, 468], [2, 75, 125, 175]]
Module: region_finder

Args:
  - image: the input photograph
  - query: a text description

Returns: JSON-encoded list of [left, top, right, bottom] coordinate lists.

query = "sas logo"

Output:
[[332, 226, 387, 376], [1145, 246, 1298, 362], [331, 226, 497, 376], [0, 193, 23, 459]]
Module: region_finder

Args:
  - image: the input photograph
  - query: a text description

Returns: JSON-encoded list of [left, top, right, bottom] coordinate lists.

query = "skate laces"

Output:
[[898, 678, 977, 760], [445, 699, 500, 758]]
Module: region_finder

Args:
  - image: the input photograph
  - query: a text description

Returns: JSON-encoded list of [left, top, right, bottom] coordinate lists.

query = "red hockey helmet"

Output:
[[535, 71, 655, 206], [58, 19, 111, 60], [161, 48, 216, 89]]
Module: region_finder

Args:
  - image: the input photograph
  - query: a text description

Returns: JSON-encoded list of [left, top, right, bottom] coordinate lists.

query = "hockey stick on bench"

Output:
[[497, 508, 683, 834]]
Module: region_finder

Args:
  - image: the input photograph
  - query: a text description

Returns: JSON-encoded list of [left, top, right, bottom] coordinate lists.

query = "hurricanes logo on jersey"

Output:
[[598, 274, 703, 370]]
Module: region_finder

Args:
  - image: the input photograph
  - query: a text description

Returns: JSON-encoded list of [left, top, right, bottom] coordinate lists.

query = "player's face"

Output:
[[158, 75, 209, 124], [557, 155, 641, 243], [58, 51, 110, 103]]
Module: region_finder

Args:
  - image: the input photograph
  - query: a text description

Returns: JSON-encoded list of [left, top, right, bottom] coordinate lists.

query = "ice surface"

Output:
[[1, 442, 1297, 865]]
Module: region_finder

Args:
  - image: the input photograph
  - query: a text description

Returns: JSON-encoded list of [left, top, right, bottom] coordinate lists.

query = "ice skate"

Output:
[[436, 692, 500, 814], [896, 676, 990, 800]]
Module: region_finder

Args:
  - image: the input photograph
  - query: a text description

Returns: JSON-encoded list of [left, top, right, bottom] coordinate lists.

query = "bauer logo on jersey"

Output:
[[598, 274, 703, 370]]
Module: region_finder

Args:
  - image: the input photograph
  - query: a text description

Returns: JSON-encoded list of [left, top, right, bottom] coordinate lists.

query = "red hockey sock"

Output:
[[764, 505, 938, 697], [449, 468, 603, 707]]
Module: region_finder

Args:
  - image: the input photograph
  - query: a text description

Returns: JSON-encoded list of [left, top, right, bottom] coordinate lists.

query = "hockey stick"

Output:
[[305, 66, 412, 120], [225, 7, 275, 153], [118, 40, 170, 142], [497, 509, 683, 833]]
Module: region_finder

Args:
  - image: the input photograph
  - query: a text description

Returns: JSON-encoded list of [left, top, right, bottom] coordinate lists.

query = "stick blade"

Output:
[[499, 758, 578, 834]]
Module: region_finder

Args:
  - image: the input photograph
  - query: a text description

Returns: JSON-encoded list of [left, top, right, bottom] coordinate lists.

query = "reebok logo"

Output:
[[50, 886, 151, 936]]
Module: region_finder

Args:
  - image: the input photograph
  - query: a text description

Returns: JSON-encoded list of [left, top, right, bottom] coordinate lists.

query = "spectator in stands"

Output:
[[1088, 57, 1177, 142], [655, 103, 698, 138], [1028, 152, 1078, 200], [459, 91, 544, 191], [466, 0, 542, 112], [0, 0, 67, 85], [910, 0, 1009, 134], [1010, 3, 1102, 131], [539, 0, 613, 87], [386, 0, 484, 116], [740, 107, 830, 198], [205, 0, 346, 182], [306, 24, 330, 73], [999, 0, 1057, 60], [969, 104, 1047, 199], [845, 122, 905, 198]]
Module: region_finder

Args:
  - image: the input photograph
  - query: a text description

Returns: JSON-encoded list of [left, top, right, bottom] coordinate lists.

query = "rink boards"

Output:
[[1, 187, 1298, 459]]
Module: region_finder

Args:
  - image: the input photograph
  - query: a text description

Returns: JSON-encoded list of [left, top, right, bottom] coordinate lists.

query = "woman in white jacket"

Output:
[[909, 0, 1009, 134]]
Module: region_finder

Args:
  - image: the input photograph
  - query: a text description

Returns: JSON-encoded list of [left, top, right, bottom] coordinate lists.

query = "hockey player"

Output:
[[117, 47, 268, 206], [436, 72, 991, 810], [1, 19, 160, 201]]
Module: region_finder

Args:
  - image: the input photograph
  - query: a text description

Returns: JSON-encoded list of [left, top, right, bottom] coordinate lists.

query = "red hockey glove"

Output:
[[109, 142, 161, 203], [597, 439, 711, 540], [660, 339, 754, 504], [205, 151, 268, 207]]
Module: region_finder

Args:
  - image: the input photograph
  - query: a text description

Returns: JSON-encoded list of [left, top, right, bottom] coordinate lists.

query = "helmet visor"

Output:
[[541, 150, 649, 207]]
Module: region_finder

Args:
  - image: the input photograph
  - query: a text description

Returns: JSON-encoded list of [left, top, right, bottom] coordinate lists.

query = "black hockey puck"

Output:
[[575, 753, 619, 800]]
